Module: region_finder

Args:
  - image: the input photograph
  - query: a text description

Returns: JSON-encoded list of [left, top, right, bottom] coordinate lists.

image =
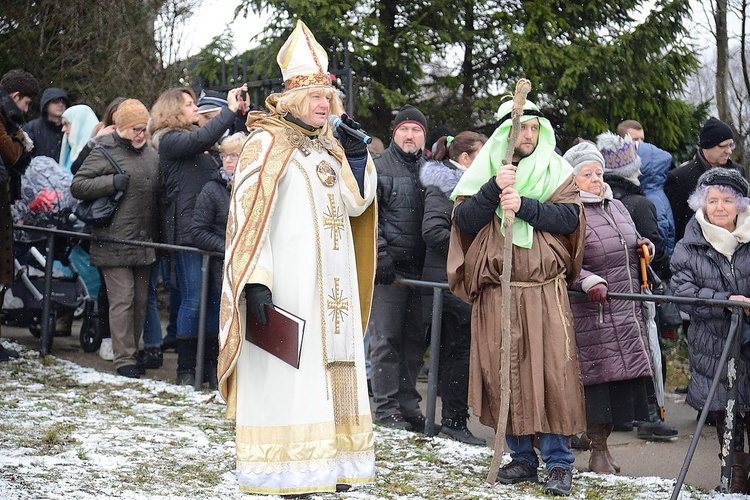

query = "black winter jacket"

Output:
[[192, 178, 230, 253], [665, 152, 745, 244], [374, 142, 426, 273], [605, 174, 671, 281], [153, 107, 234, 246], [419, 159, 471, 323], [670, 216, 750, 412], [23, 87, 68, 161]]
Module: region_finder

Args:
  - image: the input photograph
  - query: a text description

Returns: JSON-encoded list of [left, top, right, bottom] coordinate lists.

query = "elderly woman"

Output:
[[671, 168, 750, 493], [564, 141, 653, 475], [71, 99, 160, 379], [190, 131, 246, 389], [216, 21, 377, 494]]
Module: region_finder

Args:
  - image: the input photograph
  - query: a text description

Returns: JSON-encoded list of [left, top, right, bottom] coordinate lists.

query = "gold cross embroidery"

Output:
[[327, 277, 349, 334], [322, 194, 345, 250]]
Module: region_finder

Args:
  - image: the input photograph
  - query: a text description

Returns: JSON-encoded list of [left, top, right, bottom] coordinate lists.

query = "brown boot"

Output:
[[730, 451, 750, 493], [603, 424, 620, 473], [587, 423, 617, 474]]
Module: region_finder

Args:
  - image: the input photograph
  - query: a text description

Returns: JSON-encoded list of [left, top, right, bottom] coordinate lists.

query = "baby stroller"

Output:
[[1, 156, 101, 353]]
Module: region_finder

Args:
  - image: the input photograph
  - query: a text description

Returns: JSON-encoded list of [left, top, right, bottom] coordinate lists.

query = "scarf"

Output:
[[451, 103, 572, 248]]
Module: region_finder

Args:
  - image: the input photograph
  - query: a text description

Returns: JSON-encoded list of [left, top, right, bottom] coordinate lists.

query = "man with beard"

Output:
[[448, 99, 586, 496]]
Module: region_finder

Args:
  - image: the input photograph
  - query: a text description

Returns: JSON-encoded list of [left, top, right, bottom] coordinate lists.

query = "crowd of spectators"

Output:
[[0, 64, 748, 495]]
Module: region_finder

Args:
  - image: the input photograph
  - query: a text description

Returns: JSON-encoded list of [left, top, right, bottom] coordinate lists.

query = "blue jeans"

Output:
[[173, 251, 220, 339], [142, 257, 179, 348], [506, 433, 574, 472]]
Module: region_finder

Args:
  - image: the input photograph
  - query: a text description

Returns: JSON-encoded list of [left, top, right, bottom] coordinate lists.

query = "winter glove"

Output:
[[587, 283, 608, 304], [28, 189, 60, 212], [113, 173, 130, 192], [245, 284, 274, 325], [375, 252, 396, 285], [635, 238, 655, 260], [336, 114, 368, 160]]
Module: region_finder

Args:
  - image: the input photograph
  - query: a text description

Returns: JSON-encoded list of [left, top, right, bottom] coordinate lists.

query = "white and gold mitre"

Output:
[[277, 20, 331, 92]]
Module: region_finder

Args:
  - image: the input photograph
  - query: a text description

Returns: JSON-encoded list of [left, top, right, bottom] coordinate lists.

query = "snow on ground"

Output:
[[0, 340, 744, 499]]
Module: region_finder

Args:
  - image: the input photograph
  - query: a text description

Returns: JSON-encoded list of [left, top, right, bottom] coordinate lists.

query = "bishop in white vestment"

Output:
[[217, 21, 377, 495]]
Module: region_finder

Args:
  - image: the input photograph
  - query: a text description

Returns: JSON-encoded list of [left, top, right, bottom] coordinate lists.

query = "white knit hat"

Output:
[[277, 20, 331, 92]]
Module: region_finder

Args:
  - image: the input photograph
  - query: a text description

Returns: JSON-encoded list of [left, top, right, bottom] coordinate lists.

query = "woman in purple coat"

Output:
[[564, 141, 653, 475]]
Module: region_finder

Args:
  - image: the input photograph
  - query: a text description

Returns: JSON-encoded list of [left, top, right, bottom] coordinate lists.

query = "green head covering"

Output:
[[450, 99, 573, 248]]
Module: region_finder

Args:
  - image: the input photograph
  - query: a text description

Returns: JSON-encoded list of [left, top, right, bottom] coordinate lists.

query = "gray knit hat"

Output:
[[597, 131, 641, 179], [696, 168, 750, 197], [563, 141, 605, 174]]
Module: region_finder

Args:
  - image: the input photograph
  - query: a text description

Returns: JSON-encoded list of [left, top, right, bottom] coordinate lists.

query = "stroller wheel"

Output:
[[79, 314, 101, 353]]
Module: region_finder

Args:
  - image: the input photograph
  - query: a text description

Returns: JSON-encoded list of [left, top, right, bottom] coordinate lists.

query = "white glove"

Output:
[[22, 131, 34, 152]]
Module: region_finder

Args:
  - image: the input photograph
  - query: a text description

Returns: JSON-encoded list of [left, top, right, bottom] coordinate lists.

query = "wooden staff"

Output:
[[486, 78, 532, 485]]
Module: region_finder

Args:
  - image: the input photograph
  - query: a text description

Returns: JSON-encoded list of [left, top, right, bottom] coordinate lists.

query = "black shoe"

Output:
[[0, 344, 20, 362], [117, 365, 141, 379], [377, 414, 413, 431], [441, 418, 485, 445], [496, 460, 538, 484], [612, 422, 634, 432], [405, 414, 441, 435], [136, 347, 164, 370], [175, 371, 196, 386], [544, 467, 573, 496], [638, 420, 678, 440], [161, 337, 178, 352]]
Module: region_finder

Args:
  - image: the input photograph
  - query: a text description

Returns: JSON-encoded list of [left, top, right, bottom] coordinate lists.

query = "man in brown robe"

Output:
[[447, 99, 586, 496]]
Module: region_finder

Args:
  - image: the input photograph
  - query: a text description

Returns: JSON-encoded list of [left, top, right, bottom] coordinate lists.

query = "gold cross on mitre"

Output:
[[327, 277, 349, 334], [322, 194, 345, 250]]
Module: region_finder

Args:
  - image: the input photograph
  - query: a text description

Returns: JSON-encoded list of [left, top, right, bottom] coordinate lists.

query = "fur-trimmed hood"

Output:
[[420, 159, 463, 195]]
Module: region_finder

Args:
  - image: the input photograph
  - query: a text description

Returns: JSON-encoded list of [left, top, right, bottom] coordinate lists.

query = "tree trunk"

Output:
[[715, 0, 730, 120]]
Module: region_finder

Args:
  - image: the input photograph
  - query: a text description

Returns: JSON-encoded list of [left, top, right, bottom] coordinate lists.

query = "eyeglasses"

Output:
[[220, 152, 240, 160], [717, 141, 736, 151], [131, 127, 147, 136]]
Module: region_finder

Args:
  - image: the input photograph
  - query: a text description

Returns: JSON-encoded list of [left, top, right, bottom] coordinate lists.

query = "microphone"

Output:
[[328, 114, 372, 145]]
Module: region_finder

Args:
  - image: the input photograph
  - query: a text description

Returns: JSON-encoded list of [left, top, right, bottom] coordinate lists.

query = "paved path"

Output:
[[3, 323, 722, 493]]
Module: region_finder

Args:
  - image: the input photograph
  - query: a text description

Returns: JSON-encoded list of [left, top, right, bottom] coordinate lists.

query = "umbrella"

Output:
[[640, 245, 665, 412]]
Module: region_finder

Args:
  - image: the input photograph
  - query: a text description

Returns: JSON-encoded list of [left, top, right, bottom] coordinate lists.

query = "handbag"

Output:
[[73, 147, 125, 228]]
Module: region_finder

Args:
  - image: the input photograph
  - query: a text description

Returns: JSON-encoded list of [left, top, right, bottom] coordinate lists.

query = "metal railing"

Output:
[[9, 223, 748, 495], [395, 278, 750, 498]]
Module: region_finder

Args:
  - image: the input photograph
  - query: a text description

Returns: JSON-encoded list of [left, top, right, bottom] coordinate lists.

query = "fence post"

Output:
[[424, 286, 444, 437], [39, 234, 56, 357], [671, 309, 742, 498], [194, 253, 211, 391]]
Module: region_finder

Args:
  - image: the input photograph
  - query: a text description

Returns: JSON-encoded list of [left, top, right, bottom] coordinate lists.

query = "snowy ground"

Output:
[[0, 340, 744, 499]]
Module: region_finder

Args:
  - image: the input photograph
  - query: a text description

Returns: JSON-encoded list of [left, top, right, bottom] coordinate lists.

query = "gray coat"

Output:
[[569, 194, 652, 386], [70, 133, 160, 267], [670, 216, 750, 412]]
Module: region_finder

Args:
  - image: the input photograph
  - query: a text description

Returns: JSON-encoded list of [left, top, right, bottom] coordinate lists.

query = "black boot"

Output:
[[203, 336, 219, 390], [0, 343, 20, 362], [637, 403, 678, 440], [441, 415, 485, 445], [175, 338, 197, 386]]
